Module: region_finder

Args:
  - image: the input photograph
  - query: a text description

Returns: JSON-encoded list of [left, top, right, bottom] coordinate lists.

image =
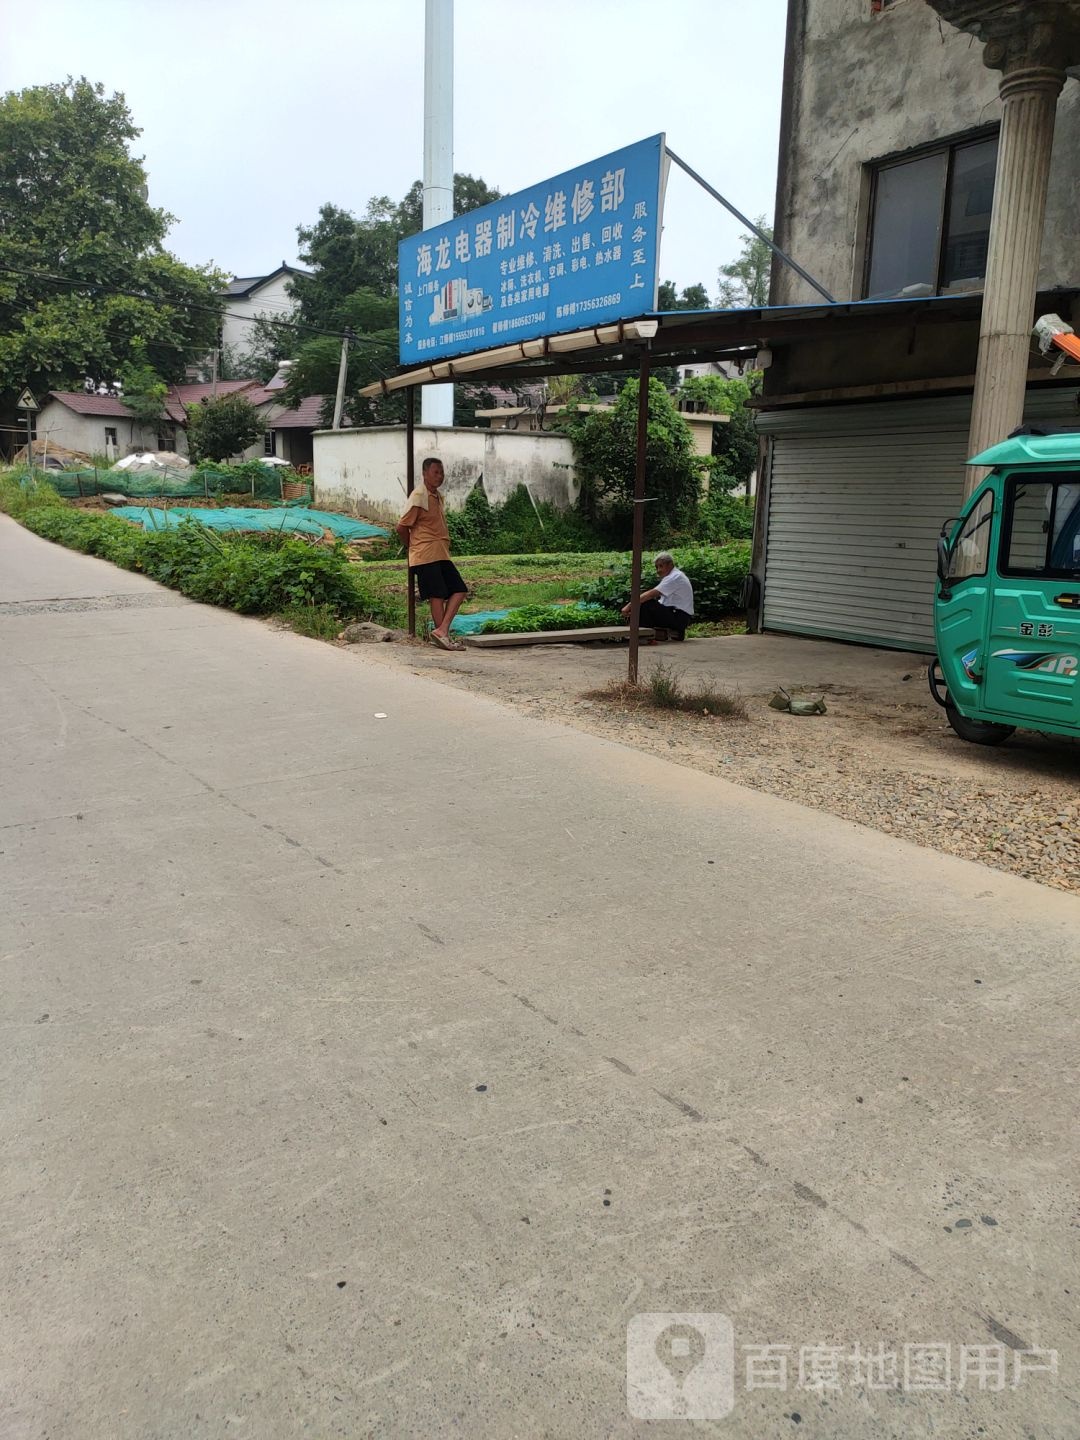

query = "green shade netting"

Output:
[[111, 506, 387, 540]]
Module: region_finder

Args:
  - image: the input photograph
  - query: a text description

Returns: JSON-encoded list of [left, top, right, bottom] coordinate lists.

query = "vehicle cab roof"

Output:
[[970, 429, 1080, 468]]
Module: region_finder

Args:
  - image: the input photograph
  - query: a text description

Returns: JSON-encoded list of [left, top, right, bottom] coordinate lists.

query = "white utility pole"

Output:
[[422, 0, 454, 428]]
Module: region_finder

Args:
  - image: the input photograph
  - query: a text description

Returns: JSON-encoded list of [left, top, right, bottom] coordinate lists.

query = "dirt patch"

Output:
[[349, 631, 1080, 894]]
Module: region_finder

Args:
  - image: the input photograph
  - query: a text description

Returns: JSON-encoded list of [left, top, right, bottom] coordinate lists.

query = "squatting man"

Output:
[[621, 552, 695, 640], [396, 457, 468, 651]]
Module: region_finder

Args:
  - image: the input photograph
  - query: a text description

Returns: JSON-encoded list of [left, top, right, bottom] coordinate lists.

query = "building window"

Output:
[[157, 424, 177, 453], [104, 427, 118, 457], [864, 132, 998, 299], [263, 431, 275, 456]]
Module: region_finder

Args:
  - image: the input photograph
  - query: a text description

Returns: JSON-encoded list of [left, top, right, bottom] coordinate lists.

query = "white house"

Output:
[[220, 263, 312, 362], [35, 380, 265, 461]]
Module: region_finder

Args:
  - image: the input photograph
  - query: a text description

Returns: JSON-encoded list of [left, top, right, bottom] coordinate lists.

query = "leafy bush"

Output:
[[697, 490, 755, 542], [21, 506, 373, 618], [446, 482, 610, 556], [479, 603, 620, 634], [573, 542, 751, 620], [448, 483, 496, 553]]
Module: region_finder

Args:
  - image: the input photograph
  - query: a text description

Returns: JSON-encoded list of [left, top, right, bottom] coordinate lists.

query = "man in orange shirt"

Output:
[[396, 457, 469, 651]]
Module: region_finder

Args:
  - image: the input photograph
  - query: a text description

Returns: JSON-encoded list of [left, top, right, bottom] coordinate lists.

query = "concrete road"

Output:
[[2, 514, 1078, 1439]]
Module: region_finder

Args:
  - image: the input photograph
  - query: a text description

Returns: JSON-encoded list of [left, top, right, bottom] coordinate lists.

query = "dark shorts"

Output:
[[412, 559, 467, 601]]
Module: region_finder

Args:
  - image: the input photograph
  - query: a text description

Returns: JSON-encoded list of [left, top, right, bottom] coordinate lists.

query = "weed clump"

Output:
[[587, 661, 748, 721]]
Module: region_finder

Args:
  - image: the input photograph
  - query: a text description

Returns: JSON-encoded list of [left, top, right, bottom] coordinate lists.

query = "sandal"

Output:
[[430, 630, 465, 651]]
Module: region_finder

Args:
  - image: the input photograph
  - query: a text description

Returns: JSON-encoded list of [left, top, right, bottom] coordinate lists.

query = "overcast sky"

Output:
[[4, 0, 786, 298]]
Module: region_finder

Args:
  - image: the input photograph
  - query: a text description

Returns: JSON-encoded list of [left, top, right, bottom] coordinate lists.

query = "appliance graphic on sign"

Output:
[[431, 277, 493, 326]]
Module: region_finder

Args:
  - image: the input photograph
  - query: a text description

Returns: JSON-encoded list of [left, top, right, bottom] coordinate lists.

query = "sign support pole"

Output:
[[627, 343, 651, 686], [406, 387, 417, 638]]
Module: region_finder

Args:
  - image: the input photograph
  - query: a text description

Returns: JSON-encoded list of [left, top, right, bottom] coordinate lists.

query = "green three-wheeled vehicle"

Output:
[[931, 428, 1080, 745]]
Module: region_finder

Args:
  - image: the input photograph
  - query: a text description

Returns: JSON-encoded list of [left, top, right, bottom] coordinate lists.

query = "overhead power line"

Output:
[[0, 264, 399, 356]]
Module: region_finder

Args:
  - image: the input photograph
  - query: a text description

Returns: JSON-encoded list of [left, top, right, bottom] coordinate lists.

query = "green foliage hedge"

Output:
[[447, 482, 612, 555], [573, 543, 751, 619], [16, 500, 373, 618], [478, 603, 620, 634]]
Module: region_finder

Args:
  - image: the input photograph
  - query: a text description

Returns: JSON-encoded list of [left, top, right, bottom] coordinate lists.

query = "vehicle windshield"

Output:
[[1002, 471, 1080, 576]]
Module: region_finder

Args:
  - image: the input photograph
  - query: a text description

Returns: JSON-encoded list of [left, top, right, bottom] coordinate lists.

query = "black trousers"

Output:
[[639, 599, 692, 635]]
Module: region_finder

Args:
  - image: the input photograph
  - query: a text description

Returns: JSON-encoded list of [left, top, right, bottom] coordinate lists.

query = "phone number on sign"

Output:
[[555, 294, 623, 320]]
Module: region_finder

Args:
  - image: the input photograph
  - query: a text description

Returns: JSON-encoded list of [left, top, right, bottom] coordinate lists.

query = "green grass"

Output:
[[357, 550, 626, 618], [278, 603, 343, 640], [686, 618, 748, 638]]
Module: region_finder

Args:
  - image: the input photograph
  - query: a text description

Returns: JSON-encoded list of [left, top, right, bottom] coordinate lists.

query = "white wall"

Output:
[[222, 273, 297, 357], [34, 404, 166, 459], [313, 426, 577, 523]]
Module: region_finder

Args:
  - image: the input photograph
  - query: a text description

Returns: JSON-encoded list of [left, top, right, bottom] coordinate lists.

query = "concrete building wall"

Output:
[[35, 404, 167, 459], [222, 273, 297, 357], [772, 0, 1080, 307], [313, 426, 577, 524]]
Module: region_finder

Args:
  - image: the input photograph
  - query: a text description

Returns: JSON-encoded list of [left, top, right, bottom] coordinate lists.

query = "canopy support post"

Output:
[[627, 343, 651, 686]]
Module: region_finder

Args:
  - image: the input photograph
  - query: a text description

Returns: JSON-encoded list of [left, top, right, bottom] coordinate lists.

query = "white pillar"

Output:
[[965, 63, 1064, 492], [422, 0, 454, 428]]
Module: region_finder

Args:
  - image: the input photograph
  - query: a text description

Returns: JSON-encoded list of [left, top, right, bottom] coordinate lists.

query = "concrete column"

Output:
[[965, 63, 1064, 490]]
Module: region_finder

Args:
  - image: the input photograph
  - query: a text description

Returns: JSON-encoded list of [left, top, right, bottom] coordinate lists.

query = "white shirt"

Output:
[[656, 566, 694, 615]]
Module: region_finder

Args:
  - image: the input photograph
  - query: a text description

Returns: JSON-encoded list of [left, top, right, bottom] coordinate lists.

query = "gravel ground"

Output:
[[337, 631, 1080, 895]]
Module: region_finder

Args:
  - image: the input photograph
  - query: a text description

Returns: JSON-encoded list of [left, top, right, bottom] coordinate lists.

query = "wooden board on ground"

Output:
[[463, 626, 656, 649]]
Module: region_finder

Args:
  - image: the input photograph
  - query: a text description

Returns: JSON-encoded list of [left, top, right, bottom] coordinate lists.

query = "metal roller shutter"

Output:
[[756, 389, 1079, 652]]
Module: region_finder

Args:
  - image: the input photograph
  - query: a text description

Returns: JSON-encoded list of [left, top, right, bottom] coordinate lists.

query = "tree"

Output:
[[716, 218, 773, 308], [0, 78, 225, 420], [678, 372, 762, 490], [186, 393, 266, 463], [394, 173, 503, 236], [281, 288, 401, 427], [120, 354, 169, 428], [288, 174, 502, 335], [658, 280, 712, 310], [564, 378, 703, 539], [278, 176, 503, 427]]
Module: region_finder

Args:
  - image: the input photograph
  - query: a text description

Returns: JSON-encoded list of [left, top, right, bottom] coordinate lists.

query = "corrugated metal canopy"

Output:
[[360, 291, 1080, 397]]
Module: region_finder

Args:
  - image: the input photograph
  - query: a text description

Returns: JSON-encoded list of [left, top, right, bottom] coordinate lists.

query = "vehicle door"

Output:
[[935, 485, 997, 713], [983, 468, 1080, 725]]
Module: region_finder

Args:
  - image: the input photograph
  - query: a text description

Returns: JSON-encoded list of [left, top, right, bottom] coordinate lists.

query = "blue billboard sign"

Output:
[[398, 134, 666, 364]]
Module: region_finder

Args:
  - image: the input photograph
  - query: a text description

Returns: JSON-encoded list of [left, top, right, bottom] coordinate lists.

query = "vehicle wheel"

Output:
[[944, 699, 1015, 746]]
